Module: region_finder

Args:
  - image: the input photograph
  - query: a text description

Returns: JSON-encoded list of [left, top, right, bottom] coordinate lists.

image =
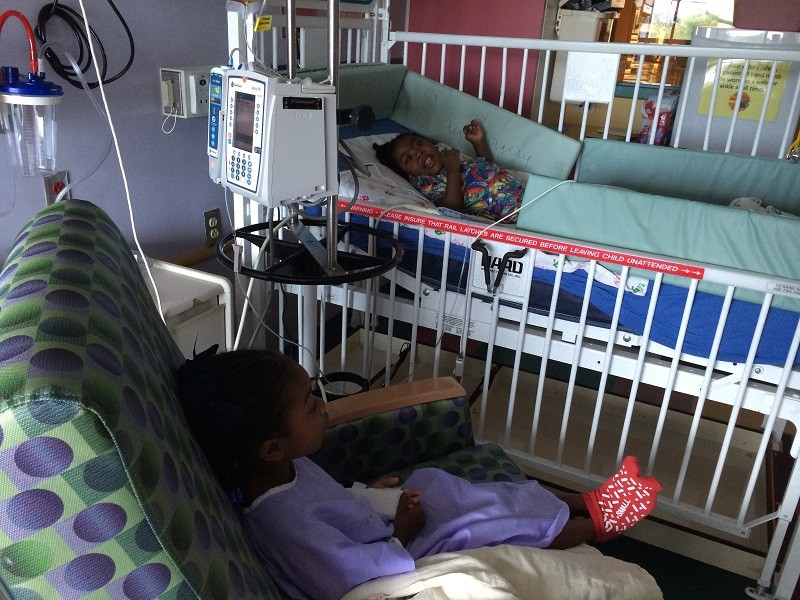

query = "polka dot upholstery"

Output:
[[0, 201, 280, 599], [1, 200, 529, 599], [312, 395, 527, 486]]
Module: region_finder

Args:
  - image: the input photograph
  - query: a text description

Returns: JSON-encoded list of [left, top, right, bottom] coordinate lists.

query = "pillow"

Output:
[[339, 169, 434, 210], [340, 133, 418, 191]]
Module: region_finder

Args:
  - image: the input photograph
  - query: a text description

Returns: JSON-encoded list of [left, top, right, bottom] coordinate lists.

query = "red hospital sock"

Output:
[[581, 456, 662, 542]]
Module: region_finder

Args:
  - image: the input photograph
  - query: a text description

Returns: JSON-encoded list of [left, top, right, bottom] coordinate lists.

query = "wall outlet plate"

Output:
[[204, 208, 222, 247], [43, 170, 71, 204], [160, 65, 215, 118]]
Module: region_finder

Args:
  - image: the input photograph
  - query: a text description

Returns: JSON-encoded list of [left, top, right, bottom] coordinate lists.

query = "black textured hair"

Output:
[[373, 133, 414, 179], [178, 348, 300, 503]]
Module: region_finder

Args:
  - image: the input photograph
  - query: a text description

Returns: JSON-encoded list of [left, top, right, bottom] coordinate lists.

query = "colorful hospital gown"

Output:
[[410, 156, 525, 222], [242, 456, 569, 600]]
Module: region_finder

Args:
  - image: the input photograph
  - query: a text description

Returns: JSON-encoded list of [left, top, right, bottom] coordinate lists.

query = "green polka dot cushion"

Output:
[[0, 200, 280, 598], [312, 395, 527, 486]]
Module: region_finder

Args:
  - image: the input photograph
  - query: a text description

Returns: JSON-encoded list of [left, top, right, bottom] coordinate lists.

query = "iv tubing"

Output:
[[38, 43, 113, 203], [75, 0, 164, 321], [0, 10, 39, 73]]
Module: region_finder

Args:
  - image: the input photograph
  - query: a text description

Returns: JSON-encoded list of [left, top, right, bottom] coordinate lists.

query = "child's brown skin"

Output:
[[391, 119, 494, 212]]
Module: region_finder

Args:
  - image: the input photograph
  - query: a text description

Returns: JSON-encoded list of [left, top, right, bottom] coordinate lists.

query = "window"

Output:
[[614, 0, 735, 86]]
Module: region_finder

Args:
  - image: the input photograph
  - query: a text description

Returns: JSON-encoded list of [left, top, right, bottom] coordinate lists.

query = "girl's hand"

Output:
[[392, 489, 426, 545], [438, 149, 465, 211], [442, 148, 461, 174], [463, 119, 492, 161], [463, 119, 485, 145], [370, 476, 400, 489]]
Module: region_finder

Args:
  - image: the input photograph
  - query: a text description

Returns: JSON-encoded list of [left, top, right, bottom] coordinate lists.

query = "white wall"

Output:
[[0, 0, 229, 263]]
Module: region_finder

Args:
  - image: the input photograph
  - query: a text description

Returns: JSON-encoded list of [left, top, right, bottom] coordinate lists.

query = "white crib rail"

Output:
[[227, 0, 387, 71], [286, 205, 800, 599], [387, 31, 800, 158]]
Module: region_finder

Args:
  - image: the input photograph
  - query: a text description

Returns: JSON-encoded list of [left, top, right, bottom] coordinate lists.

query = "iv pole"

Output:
[[219, 0, 402, 374]]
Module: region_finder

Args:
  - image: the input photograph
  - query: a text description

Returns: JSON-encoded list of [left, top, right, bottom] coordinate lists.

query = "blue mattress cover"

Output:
[[348, 218, 799, 367], [340, 121, 800, 367]]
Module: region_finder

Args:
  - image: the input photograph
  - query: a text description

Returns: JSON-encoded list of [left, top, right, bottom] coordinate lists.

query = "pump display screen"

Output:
[[233, 92, 256, 152]]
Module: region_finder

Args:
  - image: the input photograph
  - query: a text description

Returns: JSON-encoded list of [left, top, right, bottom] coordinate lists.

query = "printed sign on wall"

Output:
[[698, 59, 789, 122]]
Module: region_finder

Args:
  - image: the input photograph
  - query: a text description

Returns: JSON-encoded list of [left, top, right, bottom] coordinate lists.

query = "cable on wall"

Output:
[[34, 0, 135, 89]]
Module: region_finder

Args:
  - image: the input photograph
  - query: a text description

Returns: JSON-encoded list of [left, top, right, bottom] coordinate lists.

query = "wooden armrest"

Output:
[[324, 377, 466, 427]]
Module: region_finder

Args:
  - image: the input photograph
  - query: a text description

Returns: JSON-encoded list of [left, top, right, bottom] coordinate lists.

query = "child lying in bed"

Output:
[[179, 349, 662, 600], [374, 120, 526, 223]]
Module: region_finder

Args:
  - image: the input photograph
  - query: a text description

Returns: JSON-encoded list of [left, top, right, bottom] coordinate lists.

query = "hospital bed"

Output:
[[223, 4, 800, 599]]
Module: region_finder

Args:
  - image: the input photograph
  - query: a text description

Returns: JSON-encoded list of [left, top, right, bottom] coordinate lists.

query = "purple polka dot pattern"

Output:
[[29, 348, 82, 372], [90, 290, 120, 317], [122, 562, 171, 600], [124, 387, 147, 427], [32, 213, 63, 226], [228, 562, 246, 597], [27, 401, 79, 426], [72, 503, 127, 543], [22, 241, 57, 258], [63, 553, 115, 591], [0, 335, 34, 363], [193, 511, 211, 551], [14, 437, 73, 478], [86, 343, 122, 376], [146, 402, 165, 440], [8, 489, 64, 530], [55, 249, 93, 266], [0, 200, 293, 598], [6, 279, 47, 300], [45, 289, 90, 310], [163, 453, 179, 493]]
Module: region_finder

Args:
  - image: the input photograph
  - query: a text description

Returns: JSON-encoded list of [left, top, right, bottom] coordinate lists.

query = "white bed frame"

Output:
[[223, 3, 800, 598]]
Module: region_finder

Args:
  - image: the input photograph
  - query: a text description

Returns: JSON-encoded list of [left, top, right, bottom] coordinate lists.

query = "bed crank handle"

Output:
[[494, 248, 528, 293], [471, 240, 528, 294], [471, 240, 493, 291]]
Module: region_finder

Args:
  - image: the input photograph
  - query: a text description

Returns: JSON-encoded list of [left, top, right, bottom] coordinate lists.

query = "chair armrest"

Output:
[[324, 376, 466, 427]]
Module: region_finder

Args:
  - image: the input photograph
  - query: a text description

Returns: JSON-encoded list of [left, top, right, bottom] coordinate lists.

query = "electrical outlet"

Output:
[[204, 208, 222, 247], [43, 170, 71, 204]]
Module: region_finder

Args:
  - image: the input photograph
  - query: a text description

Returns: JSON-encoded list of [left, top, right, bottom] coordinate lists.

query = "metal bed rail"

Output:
[[283, 206, 800, 599], [386, 31, 800, 158], [232, 0, 388, 70]]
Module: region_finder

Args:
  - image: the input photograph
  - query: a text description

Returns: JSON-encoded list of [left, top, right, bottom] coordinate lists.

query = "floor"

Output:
[[601, 535, 758, 600]]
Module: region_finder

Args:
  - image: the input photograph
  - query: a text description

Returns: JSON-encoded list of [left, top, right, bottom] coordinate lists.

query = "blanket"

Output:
[[342, 544, 663, 600]]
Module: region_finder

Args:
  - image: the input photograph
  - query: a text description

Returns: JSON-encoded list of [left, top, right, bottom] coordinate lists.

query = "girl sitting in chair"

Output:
[[179, 349, 661, 600]]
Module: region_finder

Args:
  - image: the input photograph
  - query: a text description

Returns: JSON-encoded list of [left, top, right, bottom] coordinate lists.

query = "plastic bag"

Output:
[[637, 91, 679, 146]]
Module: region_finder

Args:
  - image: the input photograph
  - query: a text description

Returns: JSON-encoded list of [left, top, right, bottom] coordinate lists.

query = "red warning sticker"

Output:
[[338, 201, 705, 279]]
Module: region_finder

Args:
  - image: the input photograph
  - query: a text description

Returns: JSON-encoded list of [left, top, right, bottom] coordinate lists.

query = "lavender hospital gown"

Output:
[[243, 457, 569, 600]]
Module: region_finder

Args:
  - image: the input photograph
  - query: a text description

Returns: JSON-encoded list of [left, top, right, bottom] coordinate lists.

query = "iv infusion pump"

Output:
[[207, 67, 338, 208]]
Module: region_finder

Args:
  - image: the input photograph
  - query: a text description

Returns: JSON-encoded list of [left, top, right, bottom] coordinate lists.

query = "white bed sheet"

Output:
[[342, 543, 663, 600]]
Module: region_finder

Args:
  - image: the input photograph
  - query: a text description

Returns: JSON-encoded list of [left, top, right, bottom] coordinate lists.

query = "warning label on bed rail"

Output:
[[341, 201, 706, 280], [767, 281, 800, 298]]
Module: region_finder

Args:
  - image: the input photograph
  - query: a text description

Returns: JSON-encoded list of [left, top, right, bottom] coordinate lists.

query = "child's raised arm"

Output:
[[438, 148, 466, 211], [463, 119, 493, 162]]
